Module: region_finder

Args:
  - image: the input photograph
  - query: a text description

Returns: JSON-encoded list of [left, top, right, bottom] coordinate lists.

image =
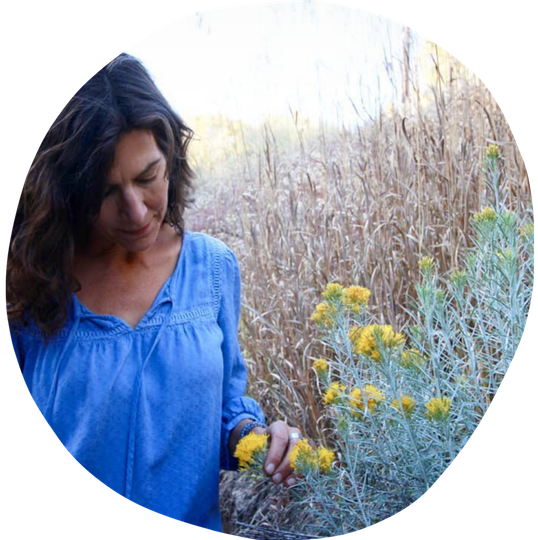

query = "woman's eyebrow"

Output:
[[135, 158, 162, 179]]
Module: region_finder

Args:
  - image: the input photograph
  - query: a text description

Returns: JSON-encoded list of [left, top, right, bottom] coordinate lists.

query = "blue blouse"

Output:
[[10, 232, 265, 531]]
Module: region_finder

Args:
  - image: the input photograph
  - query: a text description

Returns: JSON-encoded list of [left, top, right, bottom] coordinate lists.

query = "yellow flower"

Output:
[[313, 358, 329, 375], [418, 256, 434, 272], [473, 206, 496, 225], [349, 385, 384, 416], [290, 441, 335, 474], [234, 432, 269, 470], [342, 285, 371, 313], [322, 283, 344, 301], [323, 382, 345, 405], [343, 286, 371, 305], [289, 439, 318, 472], [317, 447, 335, 472], [391, 395, 416, 417], [311, 301, 337, 327], [486, 144, 500, 159], [425, 396, 451, 422], [348, 324, 405, 360]]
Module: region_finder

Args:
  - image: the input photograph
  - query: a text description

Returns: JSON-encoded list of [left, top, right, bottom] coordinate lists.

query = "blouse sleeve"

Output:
[[217, 245, 265, 470]]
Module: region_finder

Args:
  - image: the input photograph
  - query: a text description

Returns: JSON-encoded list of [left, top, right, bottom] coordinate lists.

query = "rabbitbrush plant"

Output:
[[281, 146, 534, 536]]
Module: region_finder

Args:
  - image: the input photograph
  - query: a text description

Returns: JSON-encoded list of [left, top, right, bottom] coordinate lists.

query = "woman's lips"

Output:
[[122, 222, 151, 236]]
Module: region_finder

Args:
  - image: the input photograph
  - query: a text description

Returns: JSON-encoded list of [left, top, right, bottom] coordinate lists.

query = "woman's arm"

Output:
[[217, 241, 302, 484]]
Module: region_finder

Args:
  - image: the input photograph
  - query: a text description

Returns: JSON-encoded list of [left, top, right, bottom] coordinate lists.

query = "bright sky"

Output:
[[128, 2, 409, 126]]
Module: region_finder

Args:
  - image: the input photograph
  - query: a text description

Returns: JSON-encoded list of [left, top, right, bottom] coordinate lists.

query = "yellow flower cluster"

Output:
[[313, 283, 372, 323], [289, 439, 335, 474], [348, 324, 405, 361], [313, 358, 329, 375], [323, 382, 345, 404], [425, 396, 451, 422], [234, 432, 269, 470], [391, 395, 416, 417], [311, 301, 338, 327], [322, 283, 344, 301], [486, 144, 500, 159], [342, 285, 371, 314], [349, 385, 384, 416], [473, 206, 496, 225], [418, 256, 434, 272], [317, 447, 336, 472]]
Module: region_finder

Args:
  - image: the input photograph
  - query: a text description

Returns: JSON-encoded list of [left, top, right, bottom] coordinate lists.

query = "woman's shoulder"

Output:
[[182, 232, 240, 294], [157, 228, 235, 279], [185, 231, 236, 260]]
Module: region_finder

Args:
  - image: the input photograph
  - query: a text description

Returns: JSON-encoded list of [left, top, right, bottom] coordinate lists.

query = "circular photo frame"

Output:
[[3, 2, 536, 540]]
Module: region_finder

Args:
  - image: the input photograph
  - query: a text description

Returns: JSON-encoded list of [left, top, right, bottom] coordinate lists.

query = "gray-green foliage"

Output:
[[289, 147, 534, 536]]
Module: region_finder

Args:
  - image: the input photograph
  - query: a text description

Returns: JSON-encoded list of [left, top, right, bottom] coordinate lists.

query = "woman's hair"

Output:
[[7, 52, 194, 337]]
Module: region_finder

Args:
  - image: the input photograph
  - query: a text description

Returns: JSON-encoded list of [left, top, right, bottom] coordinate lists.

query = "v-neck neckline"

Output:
[[73, 231, 190, 331]]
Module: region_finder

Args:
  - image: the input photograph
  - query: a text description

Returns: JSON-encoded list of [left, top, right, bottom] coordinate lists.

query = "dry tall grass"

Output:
[[187, 65, 531, 450]]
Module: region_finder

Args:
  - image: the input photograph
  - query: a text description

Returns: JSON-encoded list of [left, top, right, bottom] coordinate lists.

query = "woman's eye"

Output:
[[138, 176, 156, 185]]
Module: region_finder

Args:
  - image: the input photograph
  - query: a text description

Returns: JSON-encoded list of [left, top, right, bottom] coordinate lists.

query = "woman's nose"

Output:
[[121, 188, 146, 224]]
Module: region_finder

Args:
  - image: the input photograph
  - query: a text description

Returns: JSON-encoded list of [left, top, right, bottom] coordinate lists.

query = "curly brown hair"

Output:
[[7, 53, 194, 337]]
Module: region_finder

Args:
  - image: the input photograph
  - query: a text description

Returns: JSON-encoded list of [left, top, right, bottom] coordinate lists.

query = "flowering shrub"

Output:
[[283, 146, 534, 536]]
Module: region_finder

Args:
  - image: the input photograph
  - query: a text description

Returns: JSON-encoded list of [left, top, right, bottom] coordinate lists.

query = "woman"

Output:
[[8, 53, 301, 531]]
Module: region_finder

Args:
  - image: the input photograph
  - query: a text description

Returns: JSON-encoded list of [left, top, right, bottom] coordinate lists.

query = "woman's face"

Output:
[[91, 130, 169, 253]]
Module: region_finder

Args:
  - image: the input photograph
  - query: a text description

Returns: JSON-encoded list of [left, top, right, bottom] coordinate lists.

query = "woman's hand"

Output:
[[255, 420, 303, 487]]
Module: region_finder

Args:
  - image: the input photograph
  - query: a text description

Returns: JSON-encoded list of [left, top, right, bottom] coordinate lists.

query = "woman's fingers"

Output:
[[263, 421, 302, 486]]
